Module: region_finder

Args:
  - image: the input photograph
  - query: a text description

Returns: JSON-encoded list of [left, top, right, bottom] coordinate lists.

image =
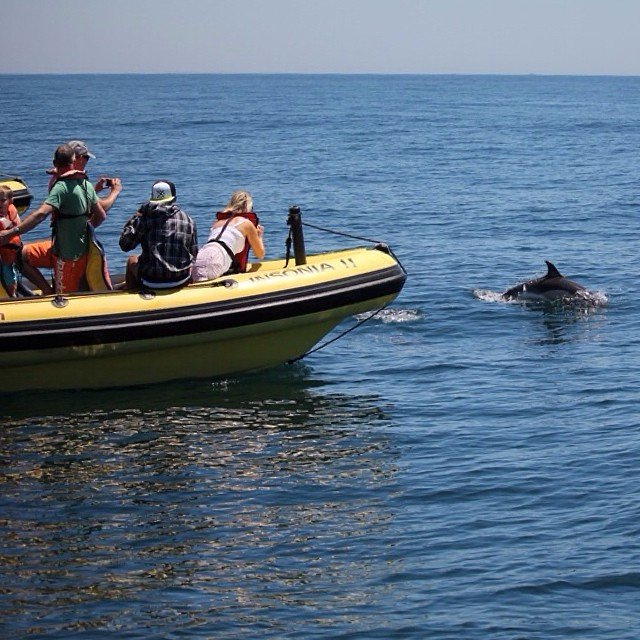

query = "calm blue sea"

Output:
[[2, 74, 640, 639]]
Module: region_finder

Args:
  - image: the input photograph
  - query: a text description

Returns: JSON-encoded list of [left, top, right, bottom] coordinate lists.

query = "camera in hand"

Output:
[[102, 178, 113, 188]]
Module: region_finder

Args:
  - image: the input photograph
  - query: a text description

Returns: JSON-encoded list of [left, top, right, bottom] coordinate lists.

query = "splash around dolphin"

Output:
[[502, 261, 588, 301], [473, 261, 607, 307]]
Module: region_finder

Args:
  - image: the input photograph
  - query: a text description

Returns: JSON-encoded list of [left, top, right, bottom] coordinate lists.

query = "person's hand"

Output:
[[257, 224, 264, 237], [96, 177, 122, 192], [0, 229, 14, 246]]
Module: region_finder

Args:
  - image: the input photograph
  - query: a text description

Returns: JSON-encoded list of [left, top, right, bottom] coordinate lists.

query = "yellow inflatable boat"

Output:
[[0, 175, 33, 214], [0, 242, 406, 391]]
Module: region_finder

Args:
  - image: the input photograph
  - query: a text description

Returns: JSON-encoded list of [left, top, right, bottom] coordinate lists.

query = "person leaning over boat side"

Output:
[[119, 180, 198, 290], [0, 144, 107, 295], [192, 190, 264, 282], [21, 140, 122, 293]]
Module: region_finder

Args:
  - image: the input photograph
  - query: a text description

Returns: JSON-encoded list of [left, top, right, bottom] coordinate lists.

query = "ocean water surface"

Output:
[[1, 74, 640, 638]]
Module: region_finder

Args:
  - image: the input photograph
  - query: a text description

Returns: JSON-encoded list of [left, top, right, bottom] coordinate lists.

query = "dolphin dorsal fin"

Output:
[[545, 261, 563, 278]]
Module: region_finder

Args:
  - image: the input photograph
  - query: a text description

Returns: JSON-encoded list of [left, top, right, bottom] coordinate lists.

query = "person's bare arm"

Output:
[[89, 200, 107, 228], [0, 203, 52, 245], [96, 177, 122, 212], [242, 220, 265, 259]]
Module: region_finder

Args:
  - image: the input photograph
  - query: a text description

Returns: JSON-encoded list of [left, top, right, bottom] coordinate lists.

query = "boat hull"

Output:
[[0, 246, 406, 391]]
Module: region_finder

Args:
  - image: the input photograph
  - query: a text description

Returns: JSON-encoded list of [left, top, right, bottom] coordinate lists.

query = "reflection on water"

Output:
[[528, 304, 608, 347], [4, 365, 327, 420], [0, 368, 400, 638], [472, 287, 609, 347]]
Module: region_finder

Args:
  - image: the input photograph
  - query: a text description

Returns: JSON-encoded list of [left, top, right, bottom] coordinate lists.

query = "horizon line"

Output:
[[2, 71, 640, 78]]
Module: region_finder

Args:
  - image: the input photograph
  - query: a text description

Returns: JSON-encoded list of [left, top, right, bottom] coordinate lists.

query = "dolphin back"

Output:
[[544, 261, 563, 279], [503, 261, 586, 300]]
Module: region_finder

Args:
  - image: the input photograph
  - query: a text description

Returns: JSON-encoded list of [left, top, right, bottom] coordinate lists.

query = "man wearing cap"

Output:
[[21, 139, 121, 293], [0, 143, 107, 294], [119, 180, 198, 289], [67, 140, 122, 211], [45, 140, 122, 210]]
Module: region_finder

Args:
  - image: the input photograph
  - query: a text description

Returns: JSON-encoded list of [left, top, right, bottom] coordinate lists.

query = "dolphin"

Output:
[[502, 261, 588, 301]]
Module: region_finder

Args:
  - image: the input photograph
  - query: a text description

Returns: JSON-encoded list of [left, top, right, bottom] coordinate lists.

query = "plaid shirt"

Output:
[[119, 203, 198, 284]]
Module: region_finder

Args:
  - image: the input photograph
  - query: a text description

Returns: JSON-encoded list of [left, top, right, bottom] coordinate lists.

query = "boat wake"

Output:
[[355, 308, 422, 324], [472, 289, 505, 304]]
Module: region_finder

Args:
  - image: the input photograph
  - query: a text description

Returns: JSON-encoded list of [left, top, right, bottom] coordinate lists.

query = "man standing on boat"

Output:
[[0, 144, 107, 294], [20, 140, 121, 294], [119, 180, 198, 290]]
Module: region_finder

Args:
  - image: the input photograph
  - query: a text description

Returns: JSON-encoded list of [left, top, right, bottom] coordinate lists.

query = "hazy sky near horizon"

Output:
[[3, 0, 640, 75]]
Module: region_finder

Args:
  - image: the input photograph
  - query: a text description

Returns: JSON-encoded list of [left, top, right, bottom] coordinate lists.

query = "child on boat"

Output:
[[0, 184, 62, 296], [0, 185, 22, 296]]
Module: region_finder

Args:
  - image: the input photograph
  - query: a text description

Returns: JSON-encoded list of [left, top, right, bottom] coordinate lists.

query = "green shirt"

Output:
[[45, 178, 97, 260]]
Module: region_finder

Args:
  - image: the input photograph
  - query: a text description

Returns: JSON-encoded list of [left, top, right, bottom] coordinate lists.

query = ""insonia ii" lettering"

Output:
[[249, 262, 338, 283]]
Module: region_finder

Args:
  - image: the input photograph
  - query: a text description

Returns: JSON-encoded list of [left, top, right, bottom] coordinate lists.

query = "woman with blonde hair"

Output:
[[192, 190, 264, 281]]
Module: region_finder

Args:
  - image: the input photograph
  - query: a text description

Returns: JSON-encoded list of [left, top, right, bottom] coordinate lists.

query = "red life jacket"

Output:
[[214, 210, 259, 273]]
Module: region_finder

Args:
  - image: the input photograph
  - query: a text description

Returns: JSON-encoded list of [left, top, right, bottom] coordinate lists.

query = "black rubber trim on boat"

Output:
[[0, 265, 406, 351]]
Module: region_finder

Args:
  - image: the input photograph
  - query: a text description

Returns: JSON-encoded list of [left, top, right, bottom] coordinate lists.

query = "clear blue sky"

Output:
[[3, 0, 640, 75]]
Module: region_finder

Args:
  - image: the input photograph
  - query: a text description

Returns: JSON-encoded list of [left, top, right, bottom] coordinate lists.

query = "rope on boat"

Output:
[[283, 219, 407, 362], [287, 302, 390, 364], [301, 220, 382, 245], [296, 220, 407, 274]]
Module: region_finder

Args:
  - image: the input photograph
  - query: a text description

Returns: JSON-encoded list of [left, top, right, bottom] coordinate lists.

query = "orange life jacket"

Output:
[[47, 168, 88, 193], [0, 203, 22, 264], [214, 211, 260, 273]]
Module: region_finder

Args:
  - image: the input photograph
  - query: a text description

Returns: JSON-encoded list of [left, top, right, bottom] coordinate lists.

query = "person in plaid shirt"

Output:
[[119, 180, 198, 289]]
